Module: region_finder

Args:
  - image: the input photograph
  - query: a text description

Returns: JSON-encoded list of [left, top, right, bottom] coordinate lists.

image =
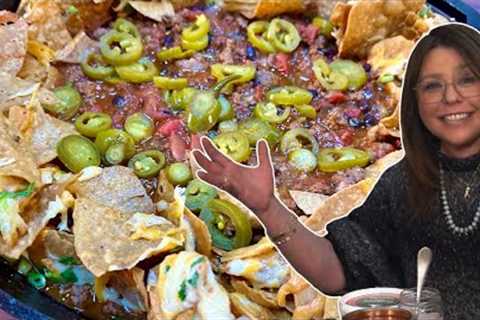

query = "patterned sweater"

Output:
[[326, 151, 480, 319]]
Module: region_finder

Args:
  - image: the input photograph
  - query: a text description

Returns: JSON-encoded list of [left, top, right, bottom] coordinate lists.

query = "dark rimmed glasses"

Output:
[[414, 67, 480, 104]]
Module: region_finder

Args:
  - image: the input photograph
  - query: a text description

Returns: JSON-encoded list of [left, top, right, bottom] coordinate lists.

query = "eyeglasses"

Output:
[[414, 68, 480, 104]]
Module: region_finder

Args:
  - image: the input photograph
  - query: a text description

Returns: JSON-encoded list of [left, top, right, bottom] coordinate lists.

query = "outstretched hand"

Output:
[[192, 137, 275, 213]]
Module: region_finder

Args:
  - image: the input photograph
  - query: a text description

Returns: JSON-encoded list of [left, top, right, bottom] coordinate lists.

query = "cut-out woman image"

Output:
[[193, 23, 480, 319]]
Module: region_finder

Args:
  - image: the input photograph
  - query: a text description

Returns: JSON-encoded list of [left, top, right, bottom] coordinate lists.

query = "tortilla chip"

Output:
[[69, 166, 154, 215], [170, 0, 201, 9], [367, 36, 412, 135], [26, 40, 56, 67], [288, 191, 328, 216], [155, 170, 175, 203], [183, 207, 212, 256], [0, 12, 28, 76], [17, 55, 47, 84], [0, 113, 40, 184], [107, 268, 149, 312], [8, 106, 33, 136], [367, 35, 414, 79], [331, 0, 425, 58], [330, 2, 350, 28], [26, 103, 78, 166], [367, 121, 401, 142], [0, 184, 65, 259], [148, 251, 234, 320], [322, 297, 340, 320], [367, 81, 403, 137], [127, 212, 181, 241], [230, 292, 275, 320], [380, 99, 400, 129], [277, 270, 309, 307], [221, 236, 274, 262], [24, 0, 72, 51], [114, 0, 199, 12], [129, 1, 175, 22], [365, 150, 404, 178], [33, 228, 77, 259], [29, 228, 96, 286], [222, 250, 290, 289], [73, 197, 183, 277], [0, 10, 18, 23], [0, 73, 58, 112], [304, 178, 374, 235], [223, 0, 307, 19], [55, 31, 99, 64], [231, 279, 279, 309], [146, 266, 163, 320], [0, 113, 43, 247], [291, 286, 325, 320]]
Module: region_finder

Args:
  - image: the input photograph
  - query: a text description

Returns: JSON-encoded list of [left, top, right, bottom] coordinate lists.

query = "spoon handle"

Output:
[[416, 247, 433, 305]]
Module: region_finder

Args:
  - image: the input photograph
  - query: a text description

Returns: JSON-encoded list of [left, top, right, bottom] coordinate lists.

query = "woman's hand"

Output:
[[192, 137, 275, 213]]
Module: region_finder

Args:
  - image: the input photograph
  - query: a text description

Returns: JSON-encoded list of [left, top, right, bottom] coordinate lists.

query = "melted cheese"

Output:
[[224, 251, 290, 289], [153, 252, 234, 320]]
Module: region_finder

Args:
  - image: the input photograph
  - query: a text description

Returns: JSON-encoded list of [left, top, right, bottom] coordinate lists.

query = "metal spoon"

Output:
[[416, 246, 433, 306]]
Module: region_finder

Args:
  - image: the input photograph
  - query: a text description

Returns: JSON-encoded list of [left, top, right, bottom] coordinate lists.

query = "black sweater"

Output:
[[325, 152, 480, 319]]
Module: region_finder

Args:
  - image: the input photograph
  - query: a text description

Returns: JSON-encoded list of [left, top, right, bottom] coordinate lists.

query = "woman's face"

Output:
[[416, 46, 480, 158]]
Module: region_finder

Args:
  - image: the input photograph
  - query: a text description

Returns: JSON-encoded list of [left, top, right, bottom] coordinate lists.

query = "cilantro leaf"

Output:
[[178, 279, 187, 301], [0, 183, 35, 201], [187, 271, 199, 288], [190, 256, 205, 268], [66, 5, 79, 15], [60, 268, 78, 283], [58, 256, 80, 266]]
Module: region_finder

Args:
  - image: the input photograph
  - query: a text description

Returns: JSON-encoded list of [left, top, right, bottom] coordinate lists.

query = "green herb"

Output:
[[378, 73, 395, 84], [165, 265, 171, 273], [178, 279, 187, 301], [190, 256, 205, 268], [418, 5, 431, 18], [17, 258, 32, 275], [43, 269, 63, 284], [58, 256, 80, 266], [0, 183, 35, 202], [66, 5, 79, 15], [27, 271, 46, 289], [60, 268, 78, 283], [187, 271, 199, 288]]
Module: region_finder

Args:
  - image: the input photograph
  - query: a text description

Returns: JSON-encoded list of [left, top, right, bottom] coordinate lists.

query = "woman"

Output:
[[192, 23, 480, 318]]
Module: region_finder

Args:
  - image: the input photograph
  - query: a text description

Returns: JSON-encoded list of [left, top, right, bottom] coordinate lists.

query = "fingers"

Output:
[[197, 170, 230, 192], [200, 136, 231, 166], [256, 139, 274, 172], [192, 149, 216, 173]]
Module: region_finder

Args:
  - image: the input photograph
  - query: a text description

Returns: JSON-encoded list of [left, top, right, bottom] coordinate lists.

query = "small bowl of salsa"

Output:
[[343, 308, 412, 320], [339, 287, 404, 315]]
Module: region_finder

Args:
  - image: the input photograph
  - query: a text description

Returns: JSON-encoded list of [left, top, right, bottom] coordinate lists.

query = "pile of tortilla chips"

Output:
[[0, 0, 449, 319]]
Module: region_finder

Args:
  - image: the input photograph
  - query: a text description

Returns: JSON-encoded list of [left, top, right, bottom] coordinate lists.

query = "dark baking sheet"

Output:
[[0, 1, 479, 319], [0, 260, 86, 320]]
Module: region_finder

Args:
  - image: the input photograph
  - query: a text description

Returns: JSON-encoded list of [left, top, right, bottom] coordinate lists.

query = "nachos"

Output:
[[0, 0, 448, 318]]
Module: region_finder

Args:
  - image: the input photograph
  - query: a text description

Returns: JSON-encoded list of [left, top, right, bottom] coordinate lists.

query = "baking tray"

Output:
[[0, 1, 479, 319]]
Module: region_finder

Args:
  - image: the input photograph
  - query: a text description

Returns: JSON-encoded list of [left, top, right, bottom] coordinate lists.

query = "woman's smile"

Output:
[[417, 46, 480, 158]]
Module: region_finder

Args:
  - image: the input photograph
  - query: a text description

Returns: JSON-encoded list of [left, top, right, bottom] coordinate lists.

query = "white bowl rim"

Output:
[[340, 287, 404, 306]]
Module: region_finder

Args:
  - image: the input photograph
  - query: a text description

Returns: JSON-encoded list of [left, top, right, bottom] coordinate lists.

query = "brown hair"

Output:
[[400, 23, 480, 217]]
